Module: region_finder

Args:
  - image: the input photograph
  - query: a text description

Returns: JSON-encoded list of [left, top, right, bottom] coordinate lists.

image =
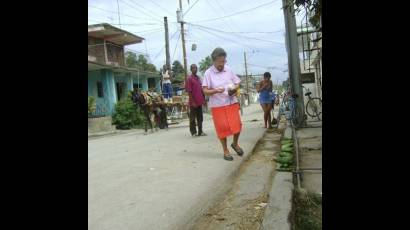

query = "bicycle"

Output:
[[276, 91, 304, 129], [302, 86, 322, 121]]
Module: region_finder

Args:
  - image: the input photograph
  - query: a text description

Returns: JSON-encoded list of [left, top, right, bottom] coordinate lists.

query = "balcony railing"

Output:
[[88, 43, 125, 66], [88, 43, 151, 68]]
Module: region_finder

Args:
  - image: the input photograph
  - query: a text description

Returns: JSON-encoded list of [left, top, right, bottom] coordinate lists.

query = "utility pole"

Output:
[[244, 51, 250, 104], [282, 0, 305, 125], [116, 0, 121, 28], [244, 52, 249, 93], [178, 0, 188, 80], [164, 17, 171, 71]]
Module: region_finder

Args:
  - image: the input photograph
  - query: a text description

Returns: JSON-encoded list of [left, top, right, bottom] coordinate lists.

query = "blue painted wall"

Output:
[[132, 75, 148, 91], [113, 73, 131, 100], [88, 69, 162, 116], [100, 69, 117, 115], [88, 70, 110, 116]]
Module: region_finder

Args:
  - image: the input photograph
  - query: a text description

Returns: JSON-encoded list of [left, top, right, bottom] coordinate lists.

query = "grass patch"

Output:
[[293, 191, 322, 230]]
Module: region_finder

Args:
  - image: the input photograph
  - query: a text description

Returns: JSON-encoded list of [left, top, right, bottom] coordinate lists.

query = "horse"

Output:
[[131, 90, 168, 134]]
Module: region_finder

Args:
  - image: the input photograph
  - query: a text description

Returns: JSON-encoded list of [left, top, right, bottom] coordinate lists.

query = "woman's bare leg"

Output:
[[219, 137, 230, 156]]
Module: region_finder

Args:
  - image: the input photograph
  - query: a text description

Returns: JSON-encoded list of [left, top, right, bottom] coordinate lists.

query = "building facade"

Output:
[[88, 23, 161, 117]]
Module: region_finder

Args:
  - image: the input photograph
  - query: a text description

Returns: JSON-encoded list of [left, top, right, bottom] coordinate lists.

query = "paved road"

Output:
[[88, 104, 268, 230]]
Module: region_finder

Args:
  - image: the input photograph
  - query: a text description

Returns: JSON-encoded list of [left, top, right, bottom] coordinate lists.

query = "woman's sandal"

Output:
[[223, 154, 234, 161], [230, 144, 244, 156]]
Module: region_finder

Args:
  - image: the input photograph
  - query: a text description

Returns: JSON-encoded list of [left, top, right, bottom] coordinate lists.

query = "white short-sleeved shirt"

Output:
[[162, 70, 171, 84]]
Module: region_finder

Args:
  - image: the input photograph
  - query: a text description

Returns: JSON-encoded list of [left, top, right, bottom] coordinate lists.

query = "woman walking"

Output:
[[202, 48, 244, 161], [257, 72, 274, 129]]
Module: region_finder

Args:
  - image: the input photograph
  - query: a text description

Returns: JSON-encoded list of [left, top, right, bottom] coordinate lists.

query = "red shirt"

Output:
[[186, 74, 205, 107]]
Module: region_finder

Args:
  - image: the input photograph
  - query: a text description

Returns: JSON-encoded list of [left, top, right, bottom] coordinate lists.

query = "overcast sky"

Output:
[[88, 0, 305, 83]]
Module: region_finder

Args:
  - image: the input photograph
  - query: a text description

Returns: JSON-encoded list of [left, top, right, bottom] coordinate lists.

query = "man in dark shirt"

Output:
[[186, 64, 206, 136]]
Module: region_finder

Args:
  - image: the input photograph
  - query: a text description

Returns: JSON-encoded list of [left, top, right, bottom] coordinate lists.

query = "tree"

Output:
[[199, 56, 212, 74], [125, 51, 157, 72], [171, 60, 185, 84], [126, 51, 138, 67], [171, 60, 184, 75], [292, 0, 322, 29]]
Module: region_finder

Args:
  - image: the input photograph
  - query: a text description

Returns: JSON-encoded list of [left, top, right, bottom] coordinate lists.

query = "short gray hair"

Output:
[[211, 47, 227, 61]]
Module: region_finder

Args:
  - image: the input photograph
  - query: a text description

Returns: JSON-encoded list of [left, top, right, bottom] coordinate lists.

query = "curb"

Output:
[[88, 120, 191, 139], [261, 120, 294, 230], [261, 172, 294, 230]]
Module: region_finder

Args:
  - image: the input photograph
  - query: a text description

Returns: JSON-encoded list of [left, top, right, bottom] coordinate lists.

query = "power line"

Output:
[[192, 0, 279, 23], [207, 0, 255, 45], [190, 25, 287, 62], [188, 26, 219, 49], [88, 5, 157, 22], [88, 19, 161, 27], [124, 47, 149, 55], [192, 26, 248, 50], [184, 0, 201, 16], [170, 29, 179, 40], [247, 63, 287, 72], [119, 0, 163, 23], [248, 63, 273, 68], [172, 33, 181, 61], [191, 27, 287, 69], [147, 0, 174, 15], [189, 23, 285, 44], [126, 0, 164, 21], [226, 30, 285, 34], [189, 24, 242, 46], [153, 47, 165, 62], [204, 0, 237, 36], [138, 29, 164, 37], [193, 26, 254, 50], [152, 30, 179, 62]]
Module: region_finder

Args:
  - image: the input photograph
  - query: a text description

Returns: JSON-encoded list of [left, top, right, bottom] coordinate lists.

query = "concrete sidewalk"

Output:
[[297, 119, 322, 194], [261, 118, 322, 229], [88, 104, 267, 230]]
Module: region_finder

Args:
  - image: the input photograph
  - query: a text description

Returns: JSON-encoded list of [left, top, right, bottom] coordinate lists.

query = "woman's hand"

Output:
[[215, 87, 225, 94], [259, 81, 267, 90]]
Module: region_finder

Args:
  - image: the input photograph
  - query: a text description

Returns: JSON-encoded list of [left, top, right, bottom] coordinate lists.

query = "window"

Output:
[[97, 81, 104, 97], [133, 83, 142, 89], [116, 83, 125, 101], [148, 78, 156, 89]]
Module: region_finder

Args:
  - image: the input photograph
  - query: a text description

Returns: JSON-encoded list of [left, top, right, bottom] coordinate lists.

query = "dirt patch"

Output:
[[196, 192, 269, 230], [191, 127, 285, 230]]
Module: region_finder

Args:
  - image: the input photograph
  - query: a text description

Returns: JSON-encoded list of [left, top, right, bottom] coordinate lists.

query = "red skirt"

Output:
[[211, 103, 242, 139]]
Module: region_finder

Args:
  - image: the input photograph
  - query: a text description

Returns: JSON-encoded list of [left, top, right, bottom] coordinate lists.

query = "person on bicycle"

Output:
[[257, 72, 274, 129]]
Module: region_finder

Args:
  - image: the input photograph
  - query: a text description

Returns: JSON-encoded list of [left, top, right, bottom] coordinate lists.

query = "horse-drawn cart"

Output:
[[165, 95, 189, 123]]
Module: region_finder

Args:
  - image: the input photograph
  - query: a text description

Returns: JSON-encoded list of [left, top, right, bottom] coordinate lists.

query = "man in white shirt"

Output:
[[162, 65, 173, 100]]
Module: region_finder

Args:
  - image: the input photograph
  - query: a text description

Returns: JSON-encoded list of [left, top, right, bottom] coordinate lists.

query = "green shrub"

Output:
[[88, 96, 96, 116], [112, 98, 145, 129]]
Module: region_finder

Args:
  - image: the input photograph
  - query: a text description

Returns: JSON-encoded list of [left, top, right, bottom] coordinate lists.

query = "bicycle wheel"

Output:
[[306, 98, 322, 120]]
